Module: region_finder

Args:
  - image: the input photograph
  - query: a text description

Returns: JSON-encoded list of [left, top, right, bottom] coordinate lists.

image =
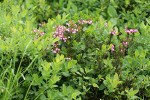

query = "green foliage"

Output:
[[107, 5, 118, 18], [104, 73, 122, 94], [0, 0, 150, 99]]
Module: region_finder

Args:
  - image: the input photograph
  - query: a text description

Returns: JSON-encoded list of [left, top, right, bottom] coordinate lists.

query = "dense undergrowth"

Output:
[[0, 0, 150, 100]]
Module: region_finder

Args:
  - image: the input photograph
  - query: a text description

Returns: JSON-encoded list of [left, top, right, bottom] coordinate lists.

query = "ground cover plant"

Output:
[[0, 0, 150, 100]]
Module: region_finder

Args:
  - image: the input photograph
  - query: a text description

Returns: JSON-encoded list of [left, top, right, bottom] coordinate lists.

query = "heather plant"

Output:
[[0, 0, 150, 100]]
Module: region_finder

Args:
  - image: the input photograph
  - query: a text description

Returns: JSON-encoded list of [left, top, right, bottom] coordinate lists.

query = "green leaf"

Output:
[[125, 88, 139, 98], [102, 44, 107, 53], [146, 18, 150, 24], [56, 54, 64, 62], [107, 5, 118, 18], [109, 18, 117, 26], [72, 92, 78, 99], [32, 74, 43, 85], [135, 50, 139, 57], [113, 73, 122, 88], [21, 9, 28, 17], [99, 84, 105, 90], [49, 75, 61, 86], [92, 83, 99, 88], [62, 72, 70, 77], [42, 60, 51, 71], [72, 91, 81, 100], [67, 60, 77, 70]]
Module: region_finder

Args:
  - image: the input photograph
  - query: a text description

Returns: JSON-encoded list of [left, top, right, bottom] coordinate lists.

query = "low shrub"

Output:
[[0, 0, 150, 99]]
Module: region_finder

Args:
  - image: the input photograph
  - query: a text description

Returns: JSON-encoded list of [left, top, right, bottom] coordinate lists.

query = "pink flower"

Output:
[[40, 32, 45, 36], [87, 20, 92, 24], [122, 41, 128, 47], [52, 47, 60, 53], [53, 25, 68, 42], [33, 29, 45, 37], [71, 28, 78, 34], [78, 19, 84, 25], [74, 24, 78, 27], [53, 42, 59, 47], [66, 28, 70, 32], [52, 42, 61, 53], [125, 29, 131, 34], [33, 29, 37, 33], [110, 30, 116, 35], [125, 28, 138, 34], [111, 44, 115, 52], [132, 29, 138, 33], [62, 37, 67, 42]]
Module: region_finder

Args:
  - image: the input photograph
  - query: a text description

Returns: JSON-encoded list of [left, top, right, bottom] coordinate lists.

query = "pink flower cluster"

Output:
[[122, 41, 128, 47], [33, 29, 45, 36], [65, 21, 80, 34], [52, 47, 60, 53], [53, 24, 79, 42], [52, 24, 78, 53], [111, 42, 128, 53], [65, 25, 78, 34], [111, 44, 115, 52], [110, 30, 116, 35], [66, 22, 77, 27], [125, 28, 138, 34], [78, 19, 92, 25], [52, 42, 60, 53], [109, 27, 138, 55], [53, 26, 68, 42], [52, 19, 92, 54]]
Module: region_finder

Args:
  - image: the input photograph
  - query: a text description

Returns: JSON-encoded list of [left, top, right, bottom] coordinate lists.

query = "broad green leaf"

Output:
[[107, 5, 118, 17], [92, 83, 99, 88], [109, 18, 117, 26]]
